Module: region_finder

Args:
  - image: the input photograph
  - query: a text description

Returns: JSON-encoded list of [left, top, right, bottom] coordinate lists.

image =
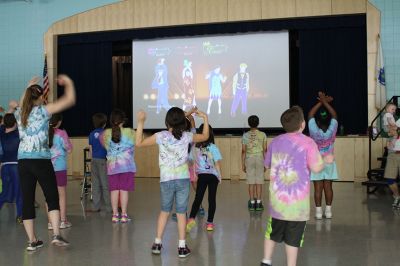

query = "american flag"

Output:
[[43, 55, 50, 103]]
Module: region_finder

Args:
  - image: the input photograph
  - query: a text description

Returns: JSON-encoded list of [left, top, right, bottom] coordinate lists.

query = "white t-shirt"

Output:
[[384, 112, 395, 127], [156, 130, 193, 182]]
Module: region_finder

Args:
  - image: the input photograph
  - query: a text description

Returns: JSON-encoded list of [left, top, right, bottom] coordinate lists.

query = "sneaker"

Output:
[[392, 197, 400, 207], [112, 214, 120, 223], [120, 214, 131, 223], [198, 207, 205, 216], [186, 218, 196, 233], [48, 223, 53, 230], [16, 216, 23, 225], [249, 202, 256, 211], [60, 220, 72, 229], [324, 207, 332, 219], [206, 222, 214, 231], [178, 245, 191, 258], [315, 207, 323, 220], [248, 200, 252, 209], [51, 235, 69, 247], [256, 201, 264, 211], [151, 243, 162, 254], [26, 239, 44, 251], [260, 262, 272, 266]]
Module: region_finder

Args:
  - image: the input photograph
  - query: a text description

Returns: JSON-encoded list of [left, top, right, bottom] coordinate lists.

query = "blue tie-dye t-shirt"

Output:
[[15, 106, 51, 159], [50, 128, 72, 171], [190, 144, 222, 181], [101, 127, 136, 175]]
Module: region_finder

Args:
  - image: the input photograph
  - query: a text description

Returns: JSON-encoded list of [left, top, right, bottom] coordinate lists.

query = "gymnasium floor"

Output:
[[0, 179, 399, 266]]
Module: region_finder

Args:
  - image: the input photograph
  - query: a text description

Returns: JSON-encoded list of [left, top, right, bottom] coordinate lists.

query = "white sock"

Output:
[[257, 200, 261, 203], [178, 239, 186, 248], [262, 259, 272, 264], [251, 200, 255, 204], [155, 238, 162, 244], [316, 207, 322, 212], [325, 205, 331, 211]]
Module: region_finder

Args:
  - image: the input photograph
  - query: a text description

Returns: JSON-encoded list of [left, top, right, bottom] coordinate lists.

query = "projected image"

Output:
[[132, 32, 289, 128]]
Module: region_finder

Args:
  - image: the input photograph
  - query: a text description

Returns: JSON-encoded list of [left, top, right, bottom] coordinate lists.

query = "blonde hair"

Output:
[[385, 103, 396, 113]]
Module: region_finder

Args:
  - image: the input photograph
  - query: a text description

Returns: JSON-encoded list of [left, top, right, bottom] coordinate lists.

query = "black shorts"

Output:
[[265, 217, 306, 247]]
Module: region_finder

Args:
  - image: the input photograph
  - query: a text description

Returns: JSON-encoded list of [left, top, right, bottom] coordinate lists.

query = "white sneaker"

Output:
[[60, 220, 72, 229], [325, 206, 332, 219], [315, 207, 323, 220], [48, 223, 53, 230], [392, 197, 400, 208]]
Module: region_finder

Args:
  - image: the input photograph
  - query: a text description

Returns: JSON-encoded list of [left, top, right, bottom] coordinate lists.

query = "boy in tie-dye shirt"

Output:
[[261, 106, 323, 266]]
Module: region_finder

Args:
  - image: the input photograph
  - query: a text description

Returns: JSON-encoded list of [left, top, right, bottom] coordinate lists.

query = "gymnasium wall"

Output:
[[370, 0, 400, 99], [0, 0, 119, 108]]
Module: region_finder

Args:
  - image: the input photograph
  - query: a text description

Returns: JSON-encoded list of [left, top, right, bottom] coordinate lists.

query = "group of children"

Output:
[[0, 73, 343, 266]]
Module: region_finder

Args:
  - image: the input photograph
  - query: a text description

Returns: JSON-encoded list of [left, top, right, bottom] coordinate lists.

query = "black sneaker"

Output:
[[51, 235, 69, 247], [249, 202, 256, 211], [260, 262, 272, 266], [178, 245, 191, 258], [26, 239, 44, 251], [16, 216, 23, 224], [248, 200, 252, 209], [256, 201, 264, 211], [151, 243, 162, 254]]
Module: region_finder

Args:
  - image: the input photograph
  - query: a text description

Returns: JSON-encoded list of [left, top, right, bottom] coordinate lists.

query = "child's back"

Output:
[[265, 132, 323, 221], [50, 128, 72, 172], [89, 127, 107, 159], [156, 130, 193, 181], [102, 127, 136, 175], [308, 117, 337, 157]]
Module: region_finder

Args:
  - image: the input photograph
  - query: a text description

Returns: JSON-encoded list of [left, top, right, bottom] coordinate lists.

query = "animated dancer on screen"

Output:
[[231, 63, 249, 117], [151, 58, 171, 114], [205, 66, 227, 115], [182, 60, 196, 111]]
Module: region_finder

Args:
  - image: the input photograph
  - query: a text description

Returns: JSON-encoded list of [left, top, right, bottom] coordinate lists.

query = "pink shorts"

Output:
[[55, 170, 67, 187], [108, 172, 135, 191]]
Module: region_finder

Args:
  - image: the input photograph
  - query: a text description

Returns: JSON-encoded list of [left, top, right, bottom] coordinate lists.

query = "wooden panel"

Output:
[[134, 0, 164, 28], [332, 0, 366, 15], [295, 0, 332, 17], [215, 138, 231, 179], [76, 7, 106, 33], [52, 16, 78, 35], [363, 136, 383, 171], [367, 2, 380, 54], [164, 0, 196, 26], [368, 53, 377, 95], [368, 94, 378, 124], [229, 138, 242, 180], [68, 138, 89, 176], [262, 0, 296, 19], [104, 1, 135, 31], [334, 138, 355, 181], [135, 145, 160, 177], [354, 138, 366, 179], [228, 0, 262, 21], [196, 0, 228, 23]]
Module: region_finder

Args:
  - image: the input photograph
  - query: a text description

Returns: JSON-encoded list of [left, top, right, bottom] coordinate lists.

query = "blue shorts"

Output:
[[160, 179, 190, 213], [311, 162, 339, 181]]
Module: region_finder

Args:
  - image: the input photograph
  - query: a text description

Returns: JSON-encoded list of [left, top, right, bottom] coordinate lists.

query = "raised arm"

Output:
[[135, 110, 157, 147], [7, 100, 19, 114], [192, 110, 209, 143], [318, 92, 337, 120], [308, 101, 322, 120], [45, 74, 76, 115]]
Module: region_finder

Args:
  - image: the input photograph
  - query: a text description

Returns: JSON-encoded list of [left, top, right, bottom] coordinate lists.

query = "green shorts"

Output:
[[265, 217, 306, 247]]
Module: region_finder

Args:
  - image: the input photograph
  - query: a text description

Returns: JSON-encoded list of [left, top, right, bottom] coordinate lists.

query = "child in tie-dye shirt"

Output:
[[101, 109, 136, 223], [261, 106, 323, 266], [48, 114, 73, 229], [136, 107, 209, 258], [308, 92, 339, 220], [186, 124, 222, 232]]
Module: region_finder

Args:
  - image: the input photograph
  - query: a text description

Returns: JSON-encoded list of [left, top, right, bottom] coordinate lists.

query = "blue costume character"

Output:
[[206, 67, 227, 115], [230, 63, 249, 117], [151, 58, 171, 114]]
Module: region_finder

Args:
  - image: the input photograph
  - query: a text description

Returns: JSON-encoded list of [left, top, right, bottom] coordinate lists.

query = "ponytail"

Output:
[[21, 85, 43, 127], [110, 109, 126, 143], [48, 113, 63, 148], [172, 128, 183, 140], [111, 124, 121, 143]]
